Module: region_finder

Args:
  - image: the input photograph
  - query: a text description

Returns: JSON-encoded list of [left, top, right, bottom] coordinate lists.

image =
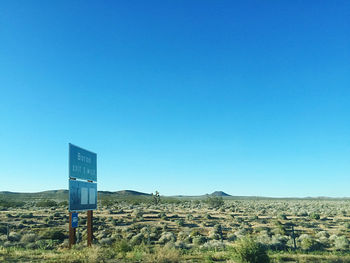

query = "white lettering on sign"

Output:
[[72, 165, 96, 176], [77, 152, 92, 164], [72, 165, 81, 173]]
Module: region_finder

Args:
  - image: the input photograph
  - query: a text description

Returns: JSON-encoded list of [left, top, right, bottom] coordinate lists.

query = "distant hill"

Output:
[[210, 191, 231, 197], [115, 190, 151, 196], [1, 190, 350, 201], [0, 189, 152, 202]]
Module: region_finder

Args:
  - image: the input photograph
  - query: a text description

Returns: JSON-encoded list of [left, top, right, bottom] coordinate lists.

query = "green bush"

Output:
[[0, 199, 25, 208], [115, 239, 132, 253], [0, 225, 7, 235], [193, 235, 207, 246], [234, 237, 270, 263], [35, 239, 59, 250], [40, 229, 66, 242], [205, 196, 224, 209], [8, 232, 21, 242], [334, 236, 349, 250], [159, 212, 168, 220], [58, 201, 68, 207], [176, 218, 185, 227], [309, 213, 320, 220], [36, 200, 58, 208], [298, 234, 322, 251], [20, 213, 34, 218], [21, 233, 37, 243]]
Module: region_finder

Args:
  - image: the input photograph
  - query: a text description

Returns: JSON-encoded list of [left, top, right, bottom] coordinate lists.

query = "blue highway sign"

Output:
[[69, 180, 97, 211], [69, 143, 97, 182]]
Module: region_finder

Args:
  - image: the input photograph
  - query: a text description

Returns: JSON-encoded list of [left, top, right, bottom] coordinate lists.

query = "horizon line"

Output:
[[1, 189, 350, 199]]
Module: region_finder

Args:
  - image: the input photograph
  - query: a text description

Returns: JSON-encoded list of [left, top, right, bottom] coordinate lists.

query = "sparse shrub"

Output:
[[209, 224, 223, 240], [58, 201, 68, 207], [0, 225, 7, 235], [21, 233, 37, 243], [235, 228, 248, 238], [270, 234, 288, 250], [204, 213, 213, 220], [35, 239, 58, 250], [309, 213, 320, 220], [228, 233, 237, 241], [177, 230, 190, 241], [334, 236, 349, 250], [26, 242, 37, 249], [53, 212, 61, 218], [234, 237, 270, 263], [186, 214, 194, 221], [299, 234, 321, 251], [175, 240, 188, 249], [115, 239, 132, 253], [316, 231, 329, 239], [159, 212, 168, 220], [205, 196, 224, 209], [193, 235, 207, 246], [132, 209, 143, 220], [20, 213, 34, 218], [176, 218, 185, 227], [8, 232, 21, 242], [0, 199, 25, 208], [278, 214, 287, 220], [130, 233, 145, 245], [100, 237, 113, 246], [36, 200, 58, 208], [201, 240, 225, 251], [40, 228, 66, 242], [145, 245, 180, 263], [256, 233, 271, 247], [158, 231, 176, 244], [3, 241, 12, 247]]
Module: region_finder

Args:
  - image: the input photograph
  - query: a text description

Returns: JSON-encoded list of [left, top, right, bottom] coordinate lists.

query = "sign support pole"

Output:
[[69, 212, 76, 248], [87, 210, 93, 247]]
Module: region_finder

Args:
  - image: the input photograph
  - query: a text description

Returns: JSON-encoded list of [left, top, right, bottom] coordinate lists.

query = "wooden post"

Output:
[[69, 212, 76, 248], [87, 210, 93, 247]]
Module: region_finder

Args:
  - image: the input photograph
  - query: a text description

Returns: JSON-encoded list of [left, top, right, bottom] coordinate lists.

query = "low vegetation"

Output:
[[2, 193, 350, 262]]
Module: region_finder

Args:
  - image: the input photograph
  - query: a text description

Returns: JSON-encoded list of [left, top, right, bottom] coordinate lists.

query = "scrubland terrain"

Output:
[[2, 192, 350, 262]]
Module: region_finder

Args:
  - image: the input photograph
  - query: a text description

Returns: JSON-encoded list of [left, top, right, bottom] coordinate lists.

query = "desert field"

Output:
[[2, 193, 350, 262]]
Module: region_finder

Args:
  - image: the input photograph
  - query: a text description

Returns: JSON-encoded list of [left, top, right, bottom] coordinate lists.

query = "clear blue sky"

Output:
[[1, 1, 349, 197]]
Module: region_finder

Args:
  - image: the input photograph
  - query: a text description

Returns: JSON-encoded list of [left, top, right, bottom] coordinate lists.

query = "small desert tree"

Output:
[[206, 195, 224, 209], [234, 237, 270, 263], [152, 191, 161, 205]]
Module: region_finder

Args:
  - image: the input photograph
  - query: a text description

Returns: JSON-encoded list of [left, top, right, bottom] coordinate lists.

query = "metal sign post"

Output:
[[68, 143, 97, 248]]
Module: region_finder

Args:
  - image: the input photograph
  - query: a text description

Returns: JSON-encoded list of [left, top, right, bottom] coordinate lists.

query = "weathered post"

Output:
[[87, 210, 93, 246]]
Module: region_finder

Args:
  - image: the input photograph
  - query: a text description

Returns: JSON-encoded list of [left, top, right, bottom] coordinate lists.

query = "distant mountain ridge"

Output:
[[1, 190, 349, 200], [210, 191, 231, 197]]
